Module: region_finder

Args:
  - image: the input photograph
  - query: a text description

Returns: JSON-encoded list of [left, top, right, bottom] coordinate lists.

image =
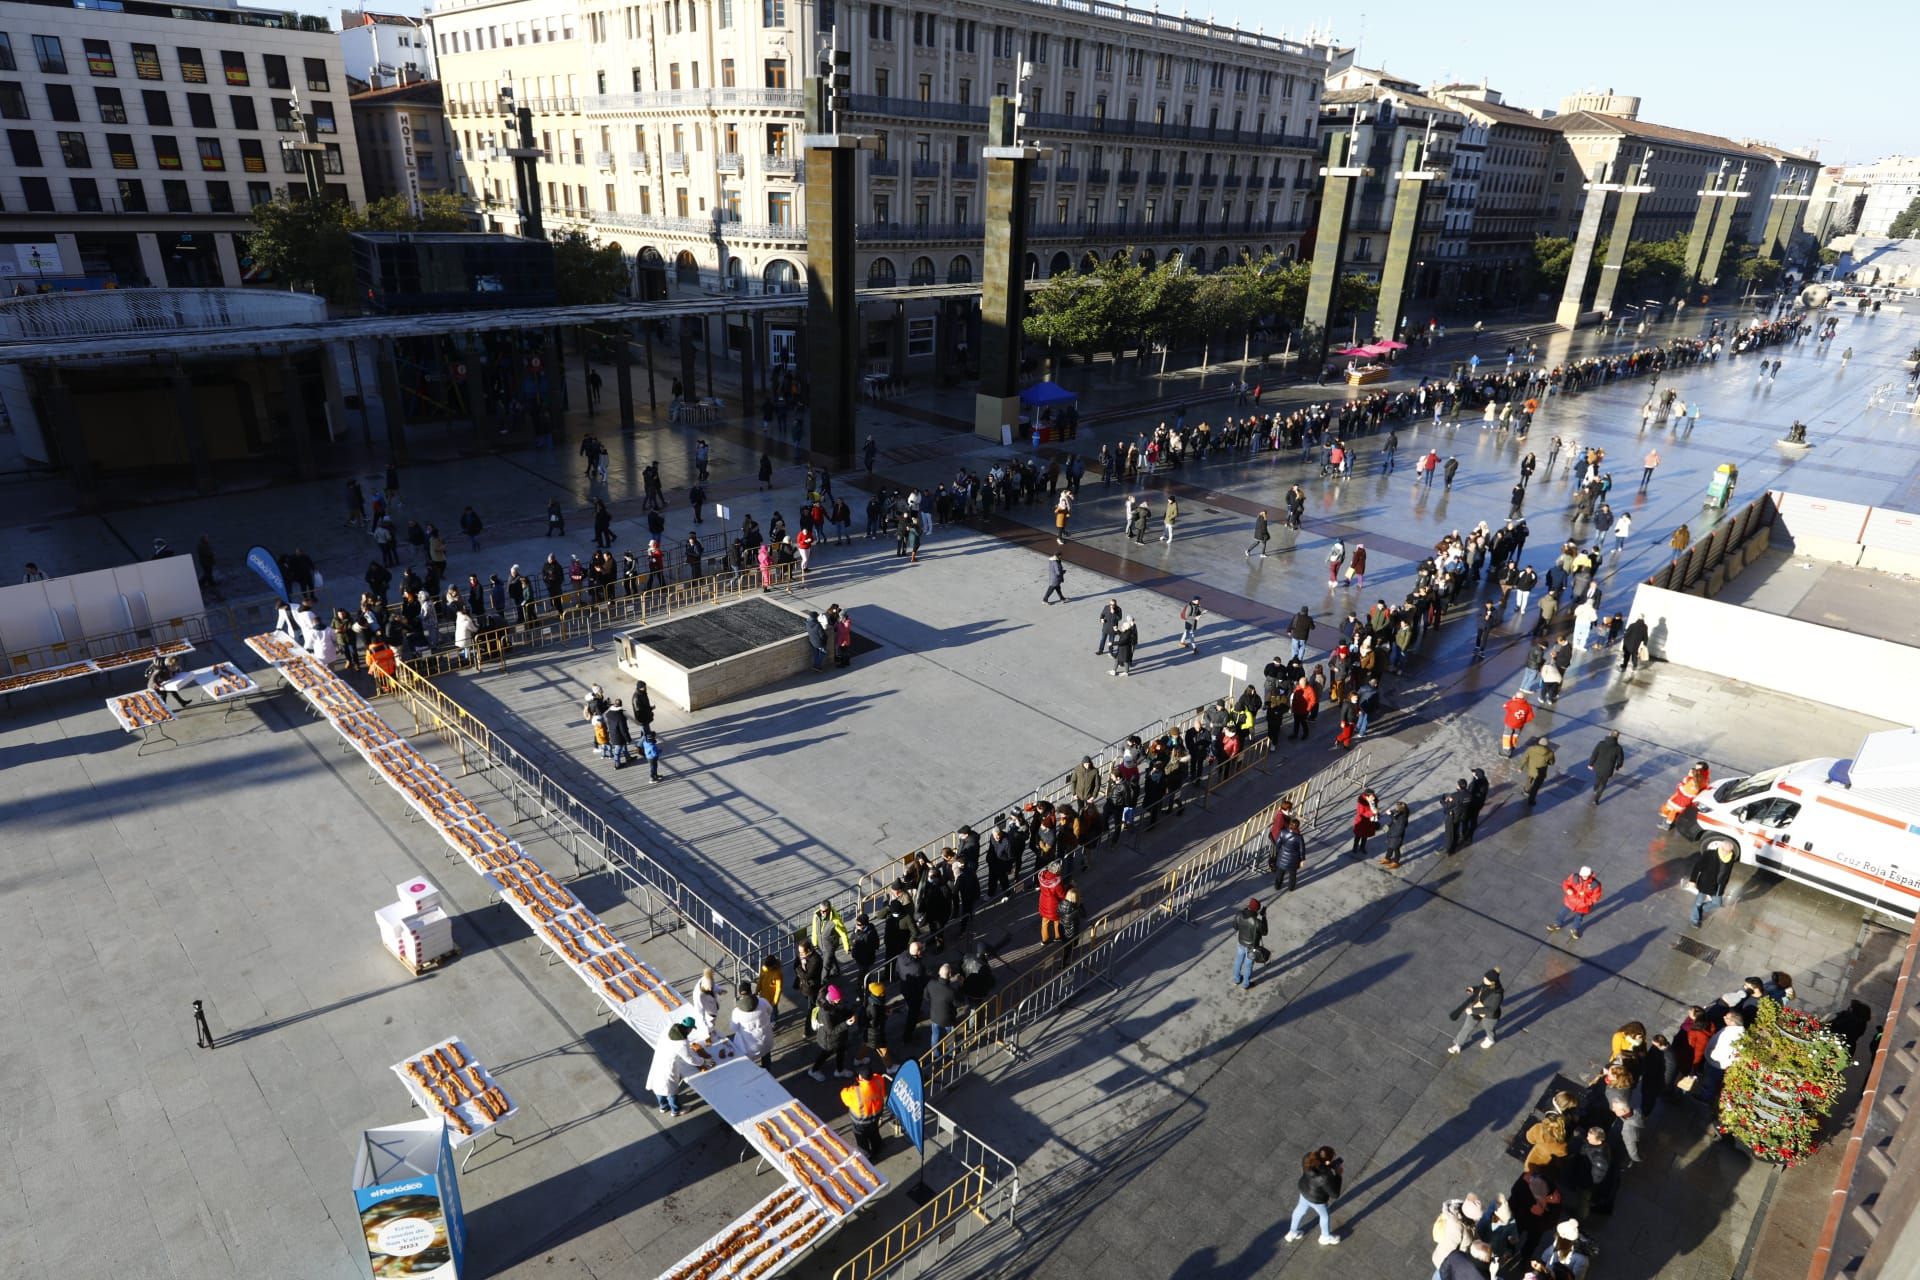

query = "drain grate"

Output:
[[1664, 695, 1696, 709], [1672, 935, 1720, 964]]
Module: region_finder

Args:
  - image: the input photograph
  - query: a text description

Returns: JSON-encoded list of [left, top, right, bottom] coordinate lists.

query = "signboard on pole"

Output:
[[887, 1058, 925, 1153], [352, 1118, 467, 1280], [245, 545, 287, 601], [1219, 657, 1249, 683]]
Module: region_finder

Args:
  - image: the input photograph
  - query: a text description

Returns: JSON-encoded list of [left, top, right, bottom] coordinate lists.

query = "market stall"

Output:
[[3, 638, 195, 699], [1337, 343, 1393, 385], [392, 1037, 520, 1171], [1019, 380, 1079, 443]]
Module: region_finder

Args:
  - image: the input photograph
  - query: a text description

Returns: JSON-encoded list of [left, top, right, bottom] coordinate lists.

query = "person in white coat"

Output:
[[729, 984, 774, 1069], [453, 607, 478, 662], [274, 600, 297, 638], [690, 967, 720, 1038], [647, 1021, 697, 1115], [295, 602, 323, 651], [1611, 512, 1632, 554], [312, 623, 340, 667]]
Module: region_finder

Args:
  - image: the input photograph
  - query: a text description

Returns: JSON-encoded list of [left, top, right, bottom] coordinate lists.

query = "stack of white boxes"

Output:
[[375, 878, 455, 972]]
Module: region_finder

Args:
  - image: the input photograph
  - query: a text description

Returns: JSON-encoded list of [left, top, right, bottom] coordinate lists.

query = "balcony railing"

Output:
[[594, 150, 615, 170], [1171, 170, 1193, 186], [665, 151, 688, 172], [1117, 168, 1139, 182], [855, 221, 984, 242], [839, 94, 988, 125], [1145, 170, 1168, 185], [1031, 165, 1050, 181], [1021, 108, 1318, 151], [583, 88, 804, 113], [951, 161, 978, 180], [761, 153, 799, 176], [716, 152, 743, 174], [1198, 172, 1218, 187], [870, 157, 899, 177], [910, 159, 941, 179], [583, 210, 805, 241], [1221, 174, 1241, 188], [1025, 217, 1311, 242], [1054, 165, 1079, 182], [1087, 167, 1111, 183], [627, 150, 650, 171]]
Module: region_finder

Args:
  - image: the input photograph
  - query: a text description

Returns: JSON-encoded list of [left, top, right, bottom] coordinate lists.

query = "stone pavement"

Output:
[[1, 299, 1914, 1280]]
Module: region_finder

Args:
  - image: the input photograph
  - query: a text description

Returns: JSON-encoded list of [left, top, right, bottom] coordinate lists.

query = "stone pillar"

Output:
[[1301, 128, 1366, 376], [677, 319, 698, 400], [1681, 170, 1726, 288], [171, 363, 214, 495], [736, 312, 755, 420], [1372, 136, 1437, 343], [215, 234, 244, 288], [1590, 162, 1652, 321], [1555, 162, 1614, 328], [643, 322, 658, 411], [889, 301, 907, 378], [973, 97, 1036, 441], [546, 327, 566, 440], [803, 74, 863, 460], [320, 340, 350, 442], [1767, 185, 1811, 260], [616, 323, 636, 429], [376, 340, 409, 464], [46, 370, 95, 499], [1697, 166, 1748, 292], [135, 232, 167, 288], [279, 357, 315, 480]]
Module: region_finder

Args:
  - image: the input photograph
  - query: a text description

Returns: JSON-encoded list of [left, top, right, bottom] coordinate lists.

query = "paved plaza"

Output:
[[1, 298, 1916, 1280]]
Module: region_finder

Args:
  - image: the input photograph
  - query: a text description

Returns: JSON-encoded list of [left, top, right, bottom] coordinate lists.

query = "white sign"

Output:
[[399, 112, 422, 220], [0, 243, 64, 277], [1220, 657, 1249, 682], [715, 504, 730, 521]]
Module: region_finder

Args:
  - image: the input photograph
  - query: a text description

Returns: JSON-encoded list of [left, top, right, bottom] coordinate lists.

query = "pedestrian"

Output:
[[1441, 778, 1471, 854], [459, 505, 484, 551], [546, 498, 565, 537], [841, 1067, 888, 1161], [1464, 768, 1490, 842], [1284, 1146, 1344, 1245], [1268, 811, 1306, 891], [834, 609, 854, 668], [1641, 449, 1660, 489], [806, 988, 856, 1080], [604, 698, 633, 766], [925, 964, 960, 1055], [1431, 1196, 1486, 1280], [647, 1020, 697, 1113], [1246, 510, 1271, 559], [1161, 495, 1180, 543], [1473, 602, 1497, 662], [1229, 897, 1268, 989], [1610, 512, 1632, 555], [1447, 967, 1504, 1053], [1443, 455, 1460, 490], [1058, 886, 1085, 967], [1619, 615, 1650, 673], [1347, 543, 1366, 589], [1500, 689, 1534, 756], [1043, 554, 1066, 604], [1288, 606, 1314, 661], [1326, 538, 1345, 586], [1037, 860, 1064, 945], [1179, 596, 1204, 650], [1054, 489, 1073, 544], [1687, 839, 1738, 927], [1096, 598, 1121, 654], [1588, 730, 1624, 803], [192, 999, 215, 1050], [1378, 800, 1410, 868], [1521, 736, 1556, 806], [1549, 865, 1603, 940], [1109, 615, 1138, 677], [729, 982, 774, 1069], [1659, 760, 1712, 831], [1350, 789, 1379, 857], [640, 727, 663, 782]]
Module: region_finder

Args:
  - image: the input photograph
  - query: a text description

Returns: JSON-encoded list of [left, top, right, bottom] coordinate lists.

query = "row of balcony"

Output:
[[448, 96, 584, 118], [581, 88, 806, 114], [851, 217, 1315, 244]]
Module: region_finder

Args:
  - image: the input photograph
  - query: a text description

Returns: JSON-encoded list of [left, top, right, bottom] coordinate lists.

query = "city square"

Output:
[[0, 2, 1918, 1279]]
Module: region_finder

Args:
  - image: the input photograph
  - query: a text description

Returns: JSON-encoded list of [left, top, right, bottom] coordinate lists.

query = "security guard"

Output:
[[841, 1066, 889, 1161]]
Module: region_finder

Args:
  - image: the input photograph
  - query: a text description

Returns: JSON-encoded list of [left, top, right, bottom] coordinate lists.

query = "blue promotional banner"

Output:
[[352, 1118, 466, 1279], [887, 1058, 925, 1153], [245, 544, 287, 601]]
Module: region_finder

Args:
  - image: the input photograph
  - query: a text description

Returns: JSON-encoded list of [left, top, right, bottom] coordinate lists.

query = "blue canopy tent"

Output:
[[1018, 379, 1080, 443], [1020, 380, 1078, 408]]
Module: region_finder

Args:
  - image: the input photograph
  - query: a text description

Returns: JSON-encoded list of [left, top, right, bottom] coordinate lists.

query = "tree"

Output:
[[245, 197, 362, 303], [1531, 236, 1576, 297], [1717, 998, 1850, 1167], [1620, 234, 1690, 299], [550, 228, 628, 304], [417, 192, 472, 232], [1888, 194, 1920, 240], [1736, 253, 1783, 290]]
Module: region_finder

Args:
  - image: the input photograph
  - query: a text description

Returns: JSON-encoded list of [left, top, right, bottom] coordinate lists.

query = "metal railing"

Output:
[[831, 1103, 1019, 1280], [923, 748, 1372, 1099], [2, 591, 286, 678], [1641, 491, 1776, 594]]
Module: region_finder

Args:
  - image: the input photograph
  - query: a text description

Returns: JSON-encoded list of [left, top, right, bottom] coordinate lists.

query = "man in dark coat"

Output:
[[1269, 815, 1307, 893], [1464, 769, 1491, 842], [603, 699, 633, 766], [1619, 615, 1651, 672], [1588, 730, 1626, 803], [1379, 801, 1410, 867], [1096, 598, 1122, 654], [895, 941, 929, 1041], [1441, 779, 1472, 854]]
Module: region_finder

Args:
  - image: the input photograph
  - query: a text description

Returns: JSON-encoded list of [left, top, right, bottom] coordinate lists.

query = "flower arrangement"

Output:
[[1717, 998, 1850, 1167]]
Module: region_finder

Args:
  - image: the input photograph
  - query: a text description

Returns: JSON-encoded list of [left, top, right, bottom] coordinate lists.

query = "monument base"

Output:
[[974, 393, 1021, 444], [613, 596, 815, 713], [1556, 305, 1606, 330]]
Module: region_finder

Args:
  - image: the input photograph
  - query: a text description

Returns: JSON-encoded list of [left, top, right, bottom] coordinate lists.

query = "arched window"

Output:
[[674, 250, 700, 284], [949, 255, 975, 283], [1191, 246, 1208, 273], [909, 255, 936, 285], [1212, 246, 1230, 270], [1048, 251, 1071, 276], [1138, 249, 1155, 268], [762, 258, 800, 291], [1080, 252, 1100, 273], [726, 255, 744, 289], [867, 257, 897, 286]]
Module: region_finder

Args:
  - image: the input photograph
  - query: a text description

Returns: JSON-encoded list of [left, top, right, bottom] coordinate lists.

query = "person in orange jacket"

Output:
[[1501, 689, 1535, 756], [841, 1066, 889, 1161]]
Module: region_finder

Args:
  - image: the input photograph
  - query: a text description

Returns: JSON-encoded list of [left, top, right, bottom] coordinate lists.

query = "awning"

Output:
[[1019, 379, 1078, 407]]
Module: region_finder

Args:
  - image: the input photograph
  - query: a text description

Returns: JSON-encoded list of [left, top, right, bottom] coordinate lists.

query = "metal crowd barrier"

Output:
[[831, 1104, 1020, 1280]]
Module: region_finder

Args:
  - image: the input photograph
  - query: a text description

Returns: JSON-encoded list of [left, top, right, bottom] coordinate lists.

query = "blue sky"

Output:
[[344, 0, 1909, 164]]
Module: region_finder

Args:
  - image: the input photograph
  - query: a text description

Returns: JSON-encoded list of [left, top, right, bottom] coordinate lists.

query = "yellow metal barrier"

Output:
[[831, 1167, 988, 1280]]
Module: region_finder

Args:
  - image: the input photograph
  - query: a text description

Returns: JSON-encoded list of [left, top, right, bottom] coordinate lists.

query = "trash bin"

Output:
[[1705, 463, 1739, 510]]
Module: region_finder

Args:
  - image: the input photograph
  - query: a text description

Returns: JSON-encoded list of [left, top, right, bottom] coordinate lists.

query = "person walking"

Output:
[[1347, 543, 1367, 589], [1441, 778, 1472, 855], [1509, 481, 1527, 520], [1521, 737, 1557, 806], [1587, 731, 1625, 804], [1447, 967, 1504, 1053], [1442, 455, 1460, 490], [1611, 512, 1632, 555], [1269, 812, 1307, 892], [1326, 539, 1345, 587], [1501, 690, 1534, 757], [1619, 615, 1650, 673], [1284, 1147, 1344, 1245], [1641, 448, 1660, 490], [1288, 606, 1314, 661], [1179, 596, 1204, 650], [1053, 490, 1074, 545], [1350, 789, 1379, 858], [1246, 511, 1271, 559], [546, 497, 565, 537], [1230, 897, 1268, 989], [1043, 554, 1067, 604], [1161, 495, 1180, 543], [640, 727, 663, 782], [1687, 839, 1738, 927], [1549, 866, 1603, 940], [1109, 615, 1138, 677]]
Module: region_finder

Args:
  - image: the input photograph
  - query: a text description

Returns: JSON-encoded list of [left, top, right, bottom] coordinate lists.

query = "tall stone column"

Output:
[[803, 73, 863, 460], [1681, 169, 1727, 287], [279, 357, 315, 480], [171, 363, 214, 495], [973, 96, 1038, 442], [1589, 157, 1652, 321], [1372, 136, 1439, 343], [616, 323, 636, 429], [1301, 128, 1367, 375], [376, 340, 409, 464], [1555, 161, 1615, 328], [1767, 181, 1811, 260], [1696, 164, 1749, 291]]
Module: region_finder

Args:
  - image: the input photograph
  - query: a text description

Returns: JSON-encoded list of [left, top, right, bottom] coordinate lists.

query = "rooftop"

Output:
[[1323, 84, 1466, 119], [350, 78, 444, 106]]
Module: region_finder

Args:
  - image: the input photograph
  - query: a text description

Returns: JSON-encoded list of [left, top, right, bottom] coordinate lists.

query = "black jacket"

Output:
[[1288, 609, 1314, 641], [1270, 827, 1306, 870], [896, 953, 930, 1004], [1589, 736, 1625, 779], [1689, 845, 1736, 897], [1384, 806, 1410, 847], [1297, 1165, 1342, 1205], [925, 978, 960, 1026], [1233, 908, 1269, 947]]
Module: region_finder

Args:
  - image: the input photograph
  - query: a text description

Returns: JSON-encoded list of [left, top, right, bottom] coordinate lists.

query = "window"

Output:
[[874, 69, 888, 97], [83, 39, 114, 76], [719, 0, 732, 25], [69, 176, 99, 211], [132, 43, 161, 80], [958, 78, 971, 106], [0, 34, 13, 71], [322, 143, 342, 174], [45, 83, 77, 121], [238, 138, 265, 171], [263, 53, 288, 89], [6, 129, 38, 165], [763, 59, 786, 89], [152, 134, 182, 169], [177, 48, 206, 84], [721, 58, 735, 87], [722, 187, 738, 217], [106, 133, 135, 168], [0, 81, 28, 119], [221, 51, 248, 86], [163, 178, 189, 211], [767, 122, 789, 155], [144, 89, 172, 126], [906, 316, 935, 357], [918, 73, 931, 102], [246, 180, 270, 207], [206, 180, 232, 212], [187, 93, 215, 128], [303, 58, 329, 91], [96, 87, 126, 122], [32, 35, 65, 75], [272, 98, 294, 131], [1738, 799, 1801, 829], [119, 178, 146, 211], [20, 175, 51, 211], [871, 194, 889, 222], [56, 130, 89, 167], [668, 62, 680, 90], [197, 137, 225, 170], [280, 139, 301, 172], [230, 96, 256, 130], [674, 187, 688, 216], [311, 100, 335, 133]]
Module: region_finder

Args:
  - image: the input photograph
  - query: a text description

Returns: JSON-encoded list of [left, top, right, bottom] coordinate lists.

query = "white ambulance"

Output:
[[1691, 728, 1920, 919]]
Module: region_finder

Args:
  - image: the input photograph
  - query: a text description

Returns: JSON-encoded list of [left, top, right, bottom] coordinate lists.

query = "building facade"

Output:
[[1433, 87, 1554, 306], [428, 0, 1331, 375], [1846, 155, 1920, 238], [350, 79, 454, 208], [339, 9, 436, 87], [0, 0, 363, 289]]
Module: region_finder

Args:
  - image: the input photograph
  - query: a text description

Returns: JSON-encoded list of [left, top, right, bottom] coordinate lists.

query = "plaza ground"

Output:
[[1, 298, 1915, 1279]]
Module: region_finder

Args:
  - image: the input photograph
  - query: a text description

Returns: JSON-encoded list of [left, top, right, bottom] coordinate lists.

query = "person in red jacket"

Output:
[[1289, 679, 1317, 741], [1037, 861, 1065, 946], [1501, 690, 1535, 757], [1549, 866, 1603, 940]]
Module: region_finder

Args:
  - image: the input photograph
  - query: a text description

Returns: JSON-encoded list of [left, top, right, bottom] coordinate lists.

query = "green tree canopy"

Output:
[[550, 228, 630, 304], [1531, 236, 1576, 297], [1621, 234, 1690, 298], [245, 197, 362, 302], [1888, 194, 1920, 240]]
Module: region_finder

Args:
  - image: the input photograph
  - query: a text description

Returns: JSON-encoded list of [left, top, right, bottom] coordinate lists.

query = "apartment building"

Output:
[[1844, 154, 1920, 238], [339, 9, 435, 87], [429, 0, 1330, 375], [1433, 85, 1555, 306], [0, 0, 362, 289], [1547, 112, 1770, 247], [350, 79, 455, 207]]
